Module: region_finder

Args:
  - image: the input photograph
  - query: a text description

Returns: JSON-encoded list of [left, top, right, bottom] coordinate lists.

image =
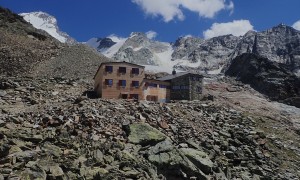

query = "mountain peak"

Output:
[[270, 23, 297, 32], [19, 11, 76, 44], [130, 32, 147, 38]]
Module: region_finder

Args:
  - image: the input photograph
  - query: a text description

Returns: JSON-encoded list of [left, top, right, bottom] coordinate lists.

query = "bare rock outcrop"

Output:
[[226, 53, 300, 107]]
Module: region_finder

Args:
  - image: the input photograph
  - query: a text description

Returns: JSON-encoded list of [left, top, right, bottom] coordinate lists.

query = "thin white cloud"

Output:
[[146, 30, 158, 39], [292, 20, 300, 31], [203, 20, 254, 39], [132, 0, 234, 22]]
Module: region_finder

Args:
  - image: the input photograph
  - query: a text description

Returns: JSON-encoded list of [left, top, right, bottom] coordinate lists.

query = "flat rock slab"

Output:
[[128, 123, 166, 146], [180, 148, 214, 174]]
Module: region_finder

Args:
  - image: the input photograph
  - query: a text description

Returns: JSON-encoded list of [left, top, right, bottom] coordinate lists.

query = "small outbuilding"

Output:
[[158, 70, 203, 101]]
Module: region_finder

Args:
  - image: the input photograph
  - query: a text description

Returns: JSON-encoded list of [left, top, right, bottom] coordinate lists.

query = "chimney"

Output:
[[172, 69, 176, 75]]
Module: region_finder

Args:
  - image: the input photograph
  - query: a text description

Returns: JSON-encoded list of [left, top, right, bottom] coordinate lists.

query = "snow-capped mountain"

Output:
[[86, 32, 241, 73], [86, 24, 300, 75], [86, 35, 127, 58], [20, 12, 76, 44]]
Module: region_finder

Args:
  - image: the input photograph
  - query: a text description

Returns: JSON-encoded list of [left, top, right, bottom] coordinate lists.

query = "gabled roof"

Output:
[[158, 72, 203, 81]]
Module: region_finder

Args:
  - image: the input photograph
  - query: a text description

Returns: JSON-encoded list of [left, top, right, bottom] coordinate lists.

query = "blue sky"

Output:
[[1, 0, 300, 42]]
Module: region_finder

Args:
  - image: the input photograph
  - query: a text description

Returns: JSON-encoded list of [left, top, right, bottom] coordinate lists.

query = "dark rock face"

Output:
[[96, 38, 116, 49], [225, 53, 300, 107], [0, 7, 27, 25], [232, 24, 300, 75]]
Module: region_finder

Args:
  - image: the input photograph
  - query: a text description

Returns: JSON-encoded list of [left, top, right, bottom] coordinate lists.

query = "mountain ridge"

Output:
[[86, 25, 300, 76]]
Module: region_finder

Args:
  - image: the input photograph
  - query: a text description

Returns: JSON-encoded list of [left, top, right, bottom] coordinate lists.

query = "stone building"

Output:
[[94, 62, 203, 102], [158, 70, 203, 101]]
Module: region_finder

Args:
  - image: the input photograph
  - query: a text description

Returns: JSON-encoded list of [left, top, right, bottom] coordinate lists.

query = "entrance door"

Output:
[[121, 94, 128, 99], [146, 95, 158, 102]]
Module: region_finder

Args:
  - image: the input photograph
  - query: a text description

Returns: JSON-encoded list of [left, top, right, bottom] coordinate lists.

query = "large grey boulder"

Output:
[[127, 123, 167, 146], [147, 140, 209, 179], [179, 148, 214, 174]]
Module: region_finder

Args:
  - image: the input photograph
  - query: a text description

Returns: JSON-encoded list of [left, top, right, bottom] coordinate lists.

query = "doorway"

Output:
[[121, 94, 128, 99]]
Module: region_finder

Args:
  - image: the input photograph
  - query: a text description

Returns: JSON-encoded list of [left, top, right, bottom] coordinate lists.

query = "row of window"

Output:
[[145, 83, 170, 89], [105, 66, 140, 74], [172, 86, 189, 90], [172, 86, 202, 92], [105, 79, 139, 87], [105, 80, 170, 89]]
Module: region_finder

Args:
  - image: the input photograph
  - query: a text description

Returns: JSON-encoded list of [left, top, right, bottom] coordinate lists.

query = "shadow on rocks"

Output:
[[81, 90, 98, 99]]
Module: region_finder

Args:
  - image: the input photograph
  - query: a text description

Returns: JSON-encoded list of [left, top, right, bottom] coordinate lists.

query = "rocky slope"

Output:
[[0, 7, 111, 79], [20, 12, 77, 44], [0, 76, 299, 179], [87, 25, 300, 75], [225, 53, 300, 108], [0, 7, 62, 76], [32, 44, 112, 79]]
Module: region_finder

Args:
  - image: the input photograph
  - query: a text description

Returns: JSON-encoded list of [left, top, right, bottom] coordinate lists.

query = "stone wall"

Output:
[[170, 75, 190, 100], [170, 74, 203, 100], [190, 75, 204, 100]]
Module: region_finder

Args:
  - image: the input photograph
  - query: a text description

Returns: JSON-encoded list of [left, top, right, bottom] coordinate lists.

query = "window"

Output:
[[159, 84, 167, 88], [105, 79, 113, 86], [196, 86, 202, 93], [119, 80, 126, 87], [132, 81, 139, 87], [172, 86, 180, 90], [119, 67, 126, 73], [181, 86, 189, 90], [105, 66, 113, 73], [148, 83, 157, 88], [132, 68, 139, 75]]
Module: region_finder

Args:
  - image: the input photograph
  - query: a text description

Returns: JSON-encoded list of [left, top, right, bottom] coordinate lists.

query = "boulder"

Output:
[[92, 149, 104, 163], [127, 123, 167, 146], [80, 167, 108, 180], [180, 148, 214, 174], [147, 140, 209, 179], [20, 164, 47, 180], [42, 142, 62, 157]]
